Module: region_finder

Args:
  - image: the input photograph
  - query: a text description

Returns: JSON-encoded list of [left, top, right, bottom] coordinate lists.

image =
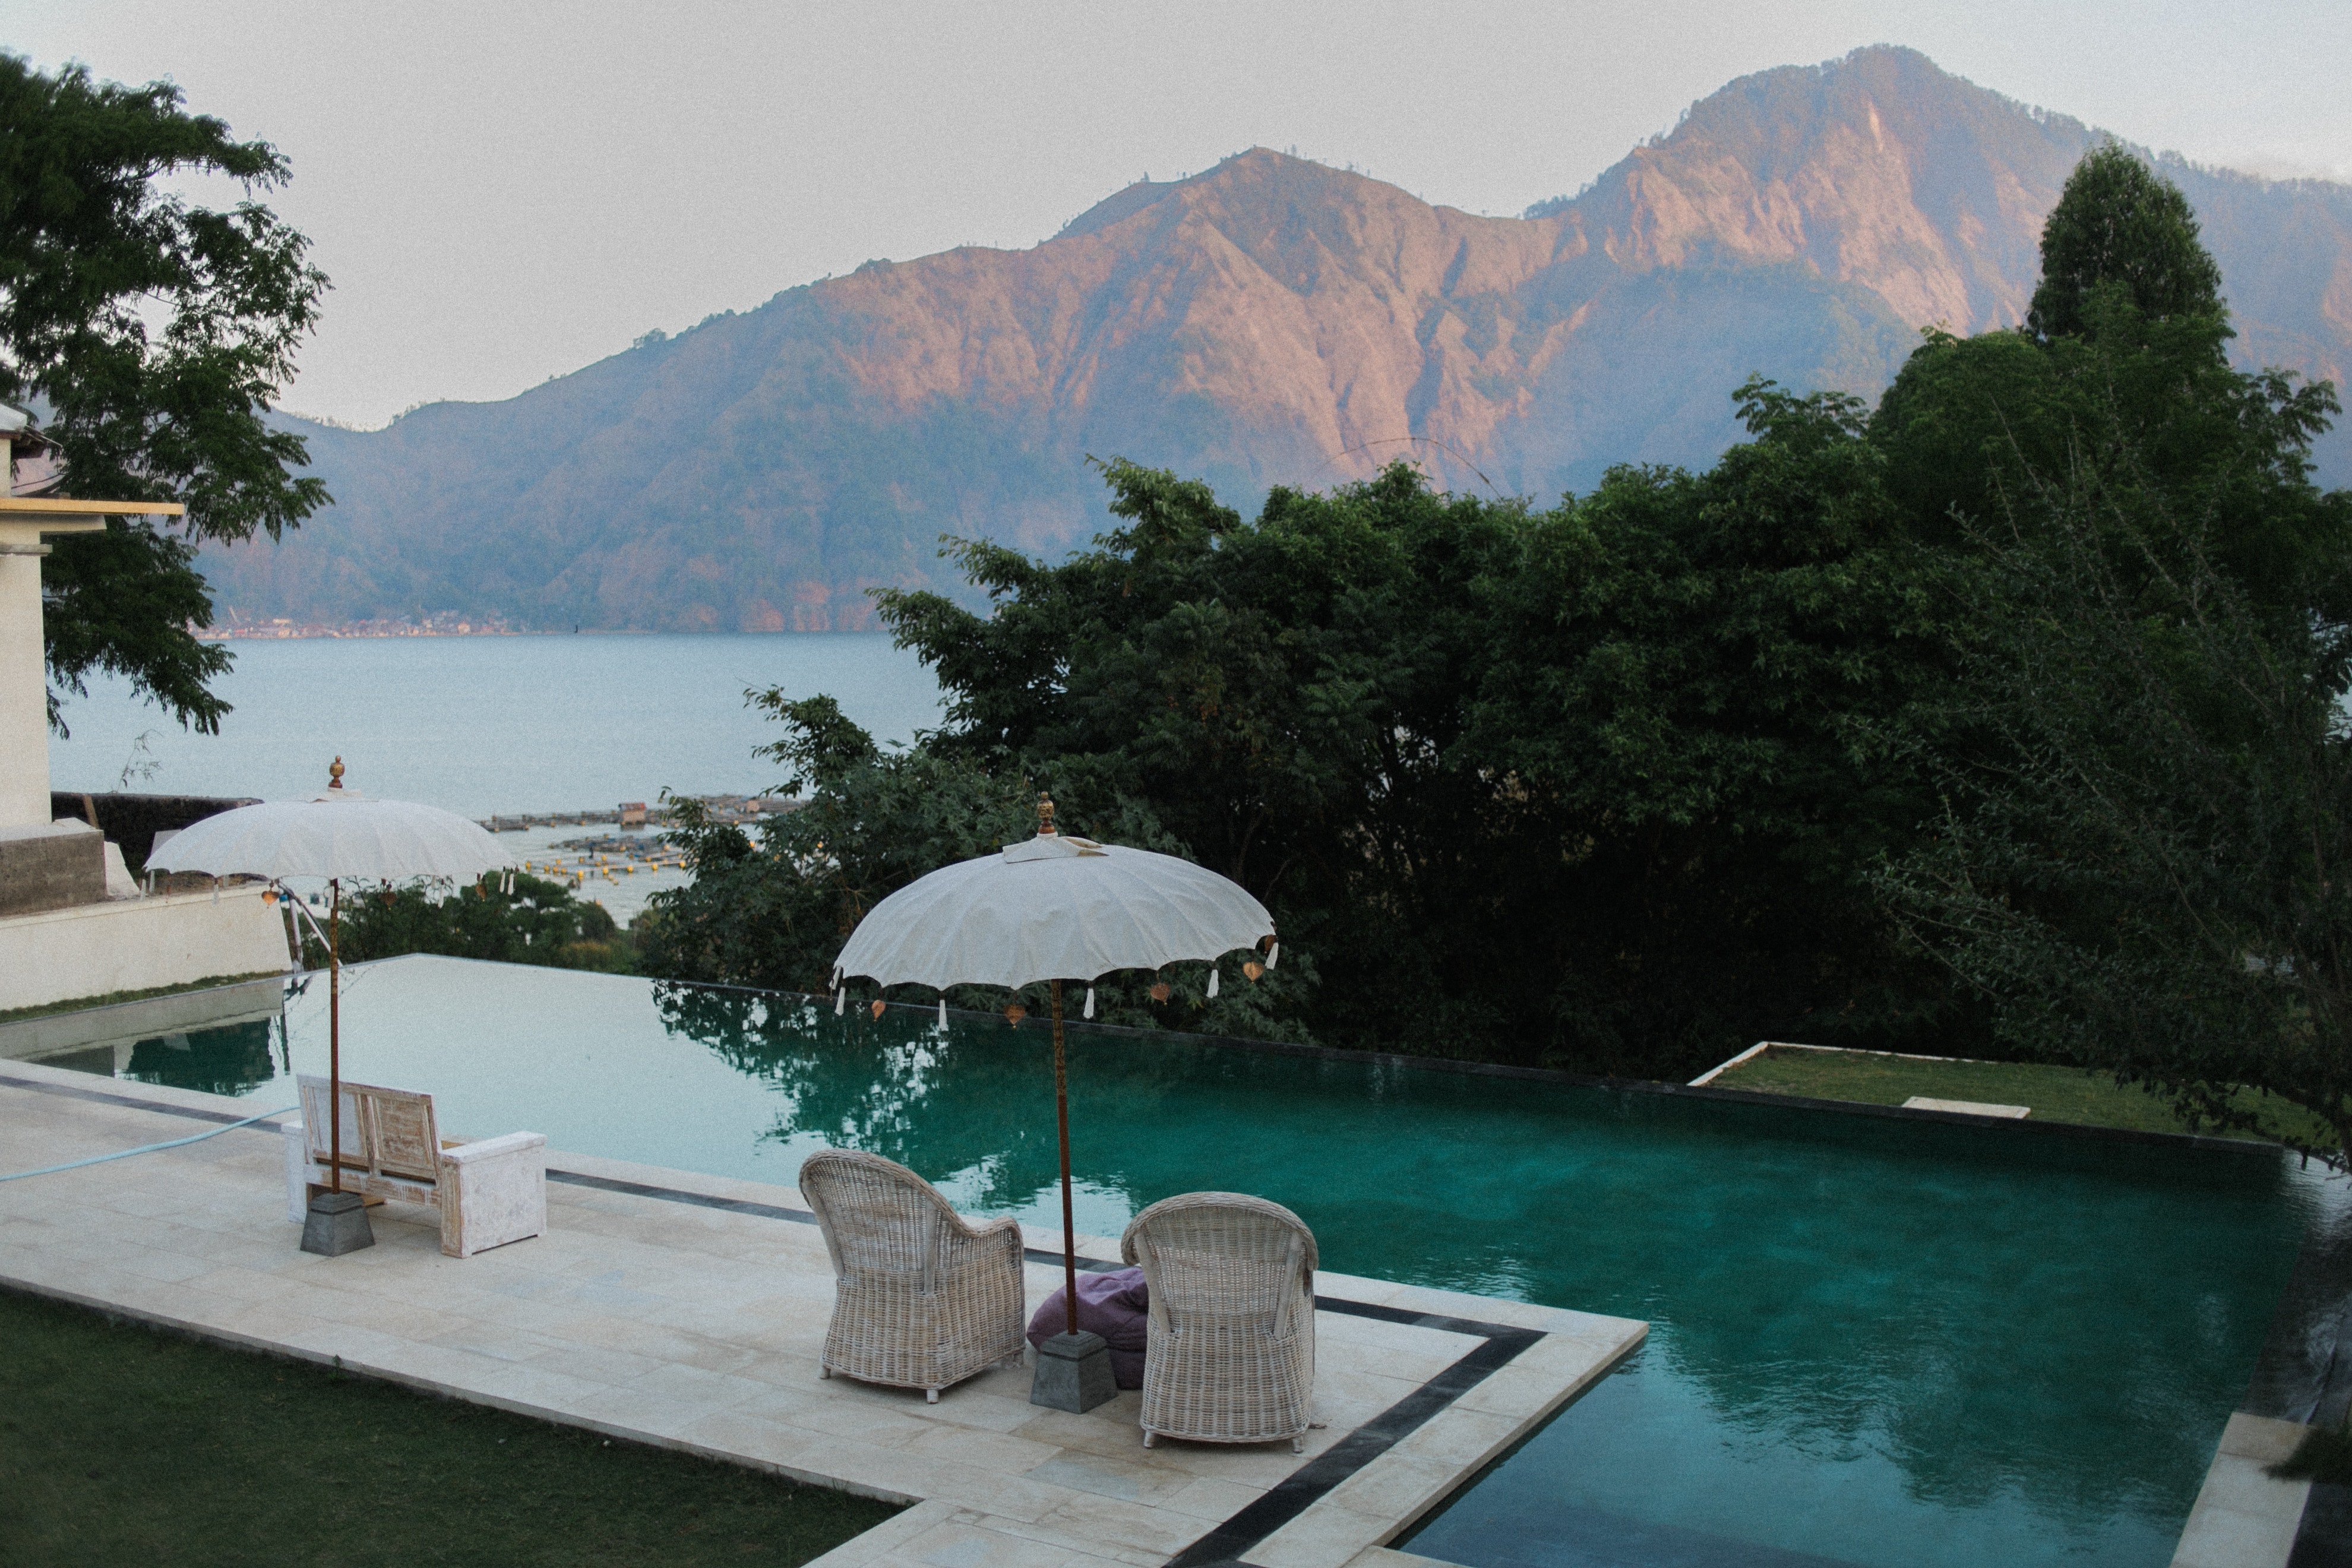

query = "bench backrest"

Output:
[[296, 1074, 440, 1183]]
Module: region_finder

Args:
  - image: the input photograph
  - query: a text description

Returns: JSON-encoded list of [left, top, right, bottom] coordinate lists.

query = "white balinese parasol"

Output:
[[829, 796, 1276, 1365], [147, 760, 516, 1205]]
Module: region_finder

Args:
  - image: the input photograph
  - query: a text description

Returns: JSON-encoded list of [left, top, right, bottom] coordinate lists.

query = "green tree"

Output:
[[638, 694, 1039, 997], [1878, 148, 2352, 1156], [0, 54, 329, 733], [876, 459, 1532, 1051], [1876, 437, 2352, 1156], [2027, 144, 2224, 343], [1460, 382, 1958, 1071]]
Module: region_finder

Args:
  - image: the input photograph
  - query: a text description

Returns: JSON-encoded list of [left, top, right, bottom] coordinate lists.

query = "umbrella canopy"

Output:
[[831, 833, 1273, 993], [148, 792, 514, 883], [143, 767, 517, 1241], [829, 810, 1276, 1392]]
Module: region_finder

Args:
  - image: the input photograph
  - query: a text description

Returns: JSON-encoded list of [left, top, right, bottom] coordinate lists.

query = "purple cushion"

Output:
[[1028, 1266, 1150, 1389]]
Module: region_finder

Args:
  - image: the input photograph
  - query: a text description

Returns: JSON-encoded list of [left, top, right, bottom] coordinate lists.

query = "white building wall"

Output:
[[0, 549, 48, 827], [0, 884, 293, 1013]]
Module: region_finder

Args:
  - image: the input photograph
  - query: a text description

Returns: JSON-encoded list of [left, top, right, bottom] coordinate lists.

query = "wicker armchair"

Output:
[[1120, 1191, 1319, 1451], [799, 1149, 1027, 1402]]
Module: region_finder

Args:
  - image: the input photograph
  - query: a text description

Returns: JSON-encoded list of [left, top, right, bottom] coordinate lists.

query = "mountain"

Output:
[[204, 46, 2352, 633]]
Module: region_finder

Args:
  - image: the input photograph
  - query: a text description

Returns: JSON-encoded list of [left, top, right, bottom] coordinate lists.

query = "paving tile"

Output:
[[676, 1408, 826, 1471], [1156, 1475, 1269, 1521], [1345, 1546, 1473, 1568], [2194, 1453, 2315, 1519], [894, 1515, 1088, 1568], [802, 1498, 965, 1568], [904, 1421, 1066, 1476], [2220, 1412, 2314, 1466], [2171, 1499, 2308, 1568], [1386, 1408, 1525, 1469], [1250, 1500, 1395, 1568], [1011, 1487, 1221, 1559], [1022, 1453, 1212, 1506], [1313, 1453, 1462, 1531]]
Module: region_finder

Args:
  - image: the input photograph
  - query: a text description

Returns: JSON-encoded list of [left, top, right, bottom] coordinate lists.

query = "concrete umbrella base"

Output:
[[1030, 1329, 1117, 1412], [300, 1189, 374, 1256]]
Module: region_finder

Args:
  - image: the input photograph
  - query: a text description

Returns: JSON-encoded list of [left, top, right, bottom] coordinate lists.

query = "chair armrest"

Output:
[[943, 1213, 1023, 1259], [947, 1208, 1019, 1241], [441, 1131, 546, 1166]]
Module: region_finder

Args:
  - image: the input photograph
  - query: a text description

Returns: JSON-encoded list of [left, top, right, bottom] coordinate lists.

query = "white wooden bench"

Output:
[[281, 1074, 546, 1258]]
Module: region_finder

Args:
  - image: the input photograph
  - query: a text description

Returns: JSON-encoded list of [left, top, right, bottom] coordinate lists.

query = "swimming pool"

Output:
[[97, 956, 2335, 1567]]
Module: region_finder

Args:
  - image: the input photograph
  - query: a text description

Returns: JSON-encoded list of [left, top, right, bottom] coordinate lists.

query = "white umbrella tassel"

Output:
[[938, 997, 948, 1028], [835, 988, 846, 1016], [1267, 941, 1279, 970], [1083, 987, 1095, 1020], [1207, 967, 1219, 998]]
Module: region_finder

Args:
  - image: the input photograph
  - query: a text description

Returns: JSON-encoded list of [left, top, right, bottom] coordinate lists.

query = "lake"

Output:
[[46, 633, 944, 817]]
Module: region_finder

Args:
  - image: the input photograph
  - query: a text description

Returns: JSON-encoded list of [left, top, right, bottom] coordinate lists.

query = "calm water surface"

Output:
[[119, 957, 2332, 1568], [47, 633, 943, 815]]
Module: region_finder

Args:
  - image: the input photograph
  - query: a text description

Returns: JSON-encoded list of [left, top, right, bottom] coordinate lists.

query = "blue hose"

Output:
[[0, 1105, 297, 1183]]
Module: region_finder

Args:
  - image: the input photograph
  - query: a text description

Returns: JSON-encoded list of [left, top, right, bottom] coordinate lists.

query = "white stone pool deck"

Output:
[[0, 1060, 1645, 1568]]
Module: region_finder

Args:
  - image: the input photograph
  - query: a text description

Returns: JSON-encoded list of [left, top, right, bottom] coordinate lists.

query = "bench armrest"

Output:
[[441, 1131, 546, 1165]]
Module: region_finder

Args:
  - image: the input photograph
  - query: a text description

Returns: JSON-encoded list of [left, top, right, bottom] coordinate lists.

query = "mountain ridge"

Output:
[[204, 46, 2352, 633]]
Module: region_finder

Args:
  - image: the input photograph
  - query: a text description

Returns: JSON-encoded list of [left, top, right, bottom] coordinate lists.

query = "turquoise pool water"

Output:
[[105, 957, 2332, 1567]]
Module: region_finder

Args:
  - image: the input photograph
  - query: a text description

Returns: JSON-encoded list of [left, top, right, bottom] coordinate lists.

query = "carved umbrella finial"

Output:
[[1038, 792, 1056, 835], [327, 756, 346, 790]]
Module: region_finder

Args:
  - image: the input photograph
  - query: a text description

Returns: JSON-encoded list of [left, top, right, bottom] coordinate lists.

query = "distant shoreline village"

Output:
[[477, 795, 796, 833], [195, 611, 522, 640]]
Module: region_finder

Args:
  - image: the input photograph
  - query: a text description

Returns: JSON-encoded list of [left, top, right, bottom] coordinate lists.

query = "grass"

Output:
[[0, 972, 285, 1026], [0, 1288, 900, 1567], [1708, 1044, 2331, 1145]]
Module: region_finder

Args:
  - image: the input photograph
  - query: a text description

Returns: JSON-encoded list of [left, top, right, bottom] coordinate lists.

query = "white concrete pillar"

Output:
[[0, 532, 48, 828], [0, 431, 162, 828]]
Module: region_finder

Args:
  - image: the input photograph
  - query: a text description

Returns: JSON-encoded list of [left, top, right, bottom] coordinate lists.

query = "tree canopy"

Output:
[[0, 53, 328, 733], [644, 148, 2352, 1154], [2027, 143, 2224, 342]]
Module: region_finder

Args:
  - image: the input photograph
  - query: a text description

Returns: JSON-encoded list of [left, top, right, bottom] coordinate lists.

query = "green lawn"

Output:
[[1707, 1045, 2326, 1144], [0, 1288, 900, 1567]]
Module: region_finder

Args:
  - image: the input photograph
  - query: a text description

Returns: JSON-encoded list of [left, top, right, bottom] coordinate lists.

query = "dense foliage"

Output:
[[1874, 149, 2352, 1155], [645, 148, 2352, 1149], [299, 874, 633, 974], [1, 53, 328, 732]]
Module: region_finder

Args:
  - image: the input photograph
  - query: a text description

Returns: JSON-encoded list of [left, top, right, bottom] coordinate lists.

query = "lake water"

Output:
[[46, 633, 944, 817]]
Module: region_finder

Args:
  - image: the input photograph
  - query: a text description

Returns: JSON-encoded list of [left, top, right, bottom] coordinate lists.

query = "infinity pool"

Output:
[[94, 957, 2336, 1567]]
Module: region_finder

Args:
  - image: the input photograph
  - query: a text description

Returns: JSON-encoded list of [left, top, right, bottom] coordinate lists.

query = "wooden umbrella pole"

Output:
[[1052, 978, 1077, 1338], [328, 877, 342, 1194]]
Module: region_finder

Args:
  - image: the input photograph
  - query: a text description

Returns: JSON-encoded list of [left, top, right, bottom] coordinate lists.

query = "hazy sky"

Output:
[[6, 1, 2347, 428]]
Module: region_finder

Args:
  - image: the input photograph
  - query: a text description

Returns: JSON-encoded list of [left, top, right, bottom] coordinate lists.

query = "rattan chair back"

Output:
[[799, 1148, 1027, 1400], [1121, 1191, 1318, 1448]]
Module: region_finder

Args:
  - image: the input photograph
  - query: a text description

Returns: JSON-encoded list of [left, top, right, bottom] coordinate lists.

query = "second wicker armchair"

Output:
[[1120, 1191, 1319, 1451], [799, 1149, 1028, 1402]]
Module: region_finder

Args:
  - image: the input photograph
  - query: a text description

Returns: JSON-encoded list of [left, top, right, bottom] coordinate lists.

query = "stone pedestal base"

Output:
[[1029, 1329, 1116, 1412], [301, 1190, 374, 1256]]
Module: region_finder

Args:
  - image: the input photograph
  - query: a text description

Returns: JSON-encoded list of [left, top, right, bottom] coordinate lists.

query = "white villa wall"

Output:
[[0, 550, 48, 827], [0, 884, 292, 1012]]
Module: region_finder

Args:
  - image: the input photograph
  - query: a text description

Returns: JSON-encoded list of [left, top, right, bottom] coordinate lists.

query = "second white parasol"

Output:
[[829, 796, 1275, 1399]]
